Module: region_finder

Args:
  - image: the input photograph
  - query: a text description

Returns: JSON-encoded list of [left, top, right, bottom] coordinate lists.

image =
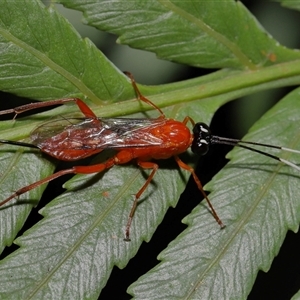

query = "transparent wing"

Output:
[[30, 117, 166, 150]]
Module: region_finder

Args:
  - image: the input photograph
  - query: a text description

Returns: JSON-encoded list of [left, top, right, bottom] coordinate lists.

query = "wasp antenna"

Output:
[[281, 147, 300, 154], [233, 143, 300, 172], [210, 135, 300, 172], [280, 158, 300, 171]]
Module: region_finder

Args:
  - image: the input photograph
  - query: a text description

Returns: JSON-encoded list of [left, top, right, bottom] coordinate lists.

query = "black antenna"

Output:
[[192, 123, 300, 171]]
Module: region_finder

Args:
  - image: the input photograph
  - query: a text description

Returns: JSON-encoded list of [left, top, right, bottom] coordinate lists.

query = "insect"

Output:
[[0, 72, 300, 241]]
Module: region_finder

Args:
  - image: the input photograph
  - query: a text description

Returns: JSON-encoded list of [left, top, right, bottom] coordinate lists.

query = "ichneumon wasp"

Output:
[[0, 72, 299, 240]]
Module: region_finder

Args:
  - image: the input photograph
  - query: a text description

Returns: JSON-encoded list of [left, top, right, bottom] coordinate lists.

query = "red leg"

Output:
[[174, 155, 225, 229], [2, 73, 162, 120], [0, 154, 158, 241], [124, 72, 165, 118], [72, 99, 97, 119], [124, 160, 159, 241], [0, 168, 77, 207], [0, 152, 128, 207], [0, 98, 97, 119], [182, 116, 195, 126]]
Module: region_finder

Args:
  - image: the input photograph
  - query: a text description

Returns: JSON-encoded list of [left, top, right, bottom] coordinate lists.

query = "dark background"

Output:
[[1, 1, 300, 299]]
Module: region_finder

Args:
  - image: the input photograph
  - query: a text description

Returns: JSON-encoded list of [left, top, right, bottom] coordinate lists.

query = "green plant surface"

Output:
[[60, 0, 300, 68], [0, 0, 299, 299], [278, 0, 300, 11], [291, 290, 300, 300]]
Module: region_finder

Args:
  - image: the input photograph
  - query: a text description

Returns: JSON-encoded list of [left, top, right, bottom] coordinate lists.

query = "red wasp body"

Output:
[[0, 74, 224, 240], [2, 73, 299, 240], [32, 117, 192, 162]]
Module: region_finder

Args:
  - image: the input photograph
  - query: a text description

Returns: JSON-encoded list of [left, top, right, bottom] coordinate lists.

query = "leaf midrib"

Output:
[[0, 26, 102, 104], [158, 0, 257, 69]]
